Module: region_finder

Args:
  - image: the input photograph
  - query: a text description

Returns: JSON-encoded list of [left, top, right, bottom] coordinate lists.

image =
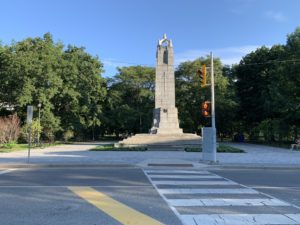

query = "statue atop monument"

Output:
[[158, 34, 173, 47]]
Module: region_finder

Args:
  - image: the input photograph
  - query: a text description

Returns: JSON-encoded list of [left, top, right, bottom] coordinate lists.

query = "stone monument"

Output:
[[150, 34, 182, 135], [115, 34, 201, 150]]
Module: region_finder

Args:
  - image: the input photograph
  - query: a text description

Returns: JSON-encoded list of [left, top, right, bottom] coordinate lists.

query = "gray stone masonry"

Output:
[[116, 34, 201, 149], [150, 35, 182, 134]]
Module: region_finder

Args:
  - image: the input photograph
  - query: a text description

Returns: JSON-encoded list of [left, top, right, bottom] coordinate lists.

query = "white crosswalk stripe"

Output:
[[0, 169, 17, 175], [144, 169, 300, 225], [181, 214, 300, 225], [159, 188, 258, 194], [149, 175, 221, 179], [166, 198, 291, 207], [145, 170, 210, 174], [152, 180, 237, 185]]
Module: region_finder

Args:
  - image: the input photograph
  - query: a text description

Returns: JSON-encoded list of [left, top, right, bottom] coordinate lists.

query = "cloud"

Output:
[[227, 0, 257, 15], [102, 58, 154, 77], [102, 45, 262, 76], [175, 45, 260, 66], [102, 59, 132, 68], [265, 11, 287, 23]]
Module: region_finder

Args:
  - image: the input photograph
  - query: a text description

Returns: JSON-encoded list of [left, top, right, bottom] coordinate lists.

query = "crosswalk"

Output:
[[144, 169, 300, 225], [0, 169, 17, 175]]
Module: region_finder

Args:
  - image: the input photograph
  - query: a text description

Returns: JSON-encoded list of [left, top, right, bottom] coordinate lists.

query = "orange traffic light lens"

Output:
[[201, 101, 211, 117]]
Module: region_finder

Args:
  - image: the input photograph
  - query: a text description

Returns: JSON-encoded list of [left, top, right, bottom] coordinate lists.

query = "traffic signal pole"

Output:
[[201, 52, 216, 162], [210, 52, 217, 162], [211, 52, 215, 129]]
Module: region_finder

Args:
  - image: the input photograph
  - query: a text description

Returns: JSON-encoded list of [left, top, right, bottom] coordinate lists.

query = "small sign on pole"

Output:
[[27, 106, 33, 124], [27, 106, 33, 163]]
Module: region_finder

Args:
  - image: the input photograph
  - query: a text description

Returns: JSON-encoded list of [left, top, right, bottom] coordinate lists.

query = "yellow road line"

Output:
[[68, 186, 164, 225]]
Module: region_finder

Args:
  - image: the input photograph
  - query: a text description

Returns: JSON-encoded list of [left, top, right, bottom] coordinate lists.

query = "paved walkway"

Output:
[[215, 142, 300, 166], [0, 142, 299, 167]]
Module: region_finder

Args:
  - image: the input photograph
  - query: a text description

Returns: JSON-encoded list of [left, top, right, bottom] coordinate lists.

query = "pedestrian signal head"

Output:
[[201, 101, 211, 117]]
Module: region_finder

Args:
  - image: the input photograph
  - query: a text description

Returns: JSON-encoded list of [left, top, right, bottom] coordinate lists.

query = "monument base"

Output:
[[150, 107, 183, 134], [115, 133, 202, 151]]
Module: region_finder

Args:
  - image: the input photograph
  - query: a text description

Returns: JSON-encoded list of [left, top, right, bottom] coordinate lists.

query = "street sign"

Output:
[[26, 105, 33, 163], [27, 106, 33, 124]]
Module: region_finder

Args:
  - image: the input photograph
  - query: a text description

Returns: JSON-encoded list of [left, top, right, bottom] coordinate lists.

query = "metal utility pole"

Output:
[[211, 52, 215, 128], [202, 52, 216, 162], [210, 52, 217, 161], [27, 106, 33, 164], [28, 126, 32, 163], [37, 103, 41, 146]]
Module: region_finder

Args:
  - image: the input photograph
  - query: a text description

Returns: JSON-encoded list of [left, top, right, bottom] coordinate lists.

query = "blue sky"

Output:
[[0, 0, 299, 77]]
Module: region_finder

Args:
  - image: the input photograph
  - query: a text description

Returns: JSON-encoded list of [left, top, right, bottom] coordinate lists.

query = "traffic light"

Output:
[[202, 101, 211, 117], [201, 64, 207, 87], [197, 64, 207, 87]]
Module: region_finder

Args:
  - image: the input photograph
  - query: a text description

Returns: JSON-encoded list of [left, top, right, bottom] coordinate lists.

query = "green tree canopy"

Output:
[[234, 27, 300, 140], [103, 66, 155, 136], [0, 33, 106, 140], [175, 57, 238, 136]]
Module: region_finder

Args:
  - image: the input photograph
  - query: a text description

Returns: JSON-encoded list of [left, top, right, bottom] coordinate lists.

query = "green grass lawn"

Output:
[[185, 144, 245, 153], [91, 144, 244, 153], [91, 144, 147, 151], [0, 142, 62, 153], [0, 143, 28, 153]]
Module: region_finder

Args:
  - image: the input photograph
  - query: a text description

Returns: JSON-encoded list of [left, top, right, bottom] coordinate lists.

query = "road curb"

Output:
[[1, 162, 300, 170], [0, 164, 134, 169], [205, 163, 300, 170]]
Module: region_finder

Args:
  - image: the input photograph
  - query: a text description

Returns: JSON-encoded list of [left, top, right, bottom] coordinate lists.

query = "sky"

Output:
[[0, 0, 299, 77]]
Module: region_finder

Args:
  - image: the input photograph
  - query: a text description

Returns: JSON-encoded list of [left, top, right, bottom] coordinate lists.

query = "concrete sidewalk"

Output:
[[0, 142, 299, 168], [214, 142, 300, 166]]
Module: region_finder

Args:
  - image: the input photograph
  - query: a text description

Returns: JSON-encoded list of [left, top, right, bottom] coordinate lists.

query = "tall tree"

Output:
[[234, 27, 300, 140], [103, 66, 155, 136], [0, 33, 63, 138], [53, 45, 106, 139], [175, 57, 238, 136], [0, 33, 107, 140]]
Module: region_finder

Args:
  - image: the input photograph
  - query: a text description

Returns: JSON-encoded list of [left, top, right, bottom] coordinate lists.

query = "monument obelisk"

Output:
[[150, 34, 183, 134], [116, 34, 201, 149]]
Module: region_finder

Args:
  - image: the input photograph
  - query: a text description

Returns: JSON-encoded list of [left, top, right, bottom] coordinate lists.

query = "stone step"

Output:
[[117, 133, 202, 148], [122, 135, 201, 140], [120, 138, 201, 142]]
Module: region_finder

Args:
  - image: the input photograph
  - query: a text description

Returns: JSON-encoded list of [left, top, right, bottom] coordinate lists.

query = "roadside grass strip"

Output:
[[144, 169, 300, 225], [68, 186, 164, 225]]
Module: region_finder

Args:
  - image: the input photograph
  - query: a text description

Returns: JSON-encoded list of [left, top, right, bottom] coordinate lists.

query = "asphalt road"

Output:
[[0, 167, 181, 225], [0, 166, 300, 225], [211, 168, 300, 207]]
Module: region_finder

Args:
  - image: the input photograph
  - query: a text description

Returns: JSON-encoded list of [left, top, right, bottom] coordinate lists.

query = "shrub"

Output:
[[63, 130, 74, 142], [0, 114, 21, 144], [21, 120, 43, 145]]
